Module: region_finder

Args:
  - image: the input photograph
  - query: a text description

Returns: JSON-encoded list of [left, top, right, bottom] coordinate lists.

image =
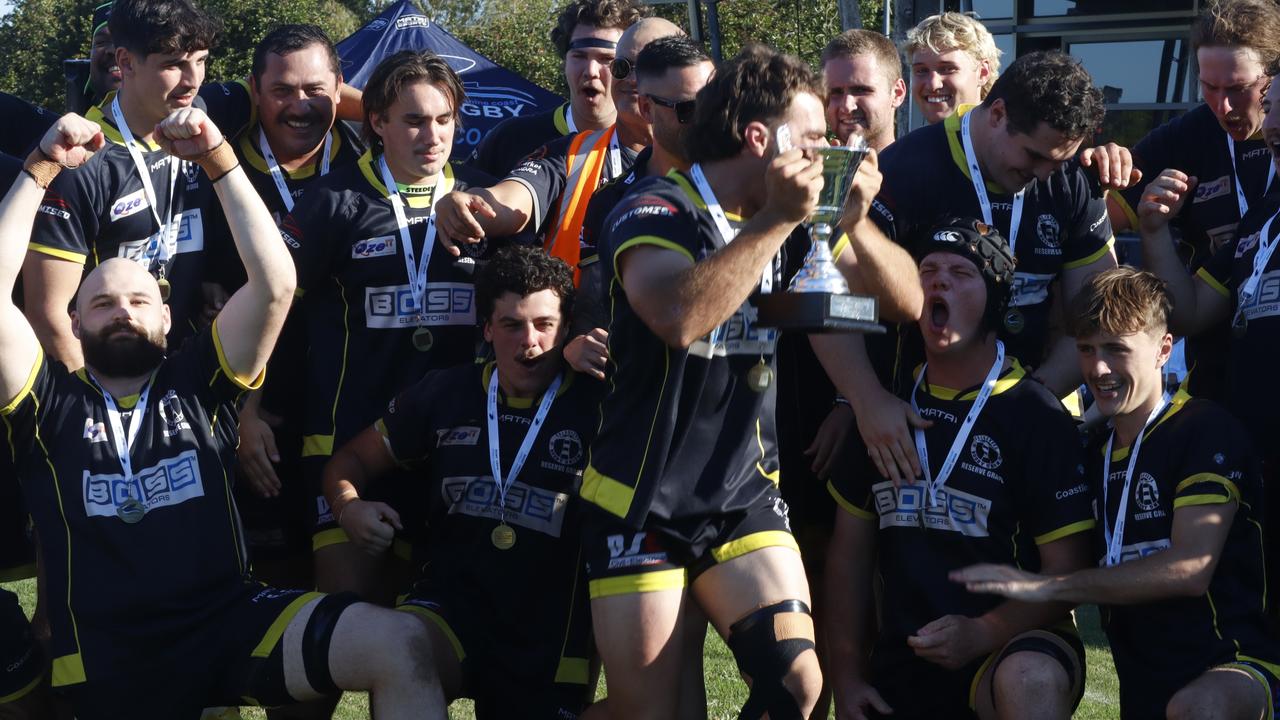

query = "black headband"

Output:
[[568, 37, 617, 51]]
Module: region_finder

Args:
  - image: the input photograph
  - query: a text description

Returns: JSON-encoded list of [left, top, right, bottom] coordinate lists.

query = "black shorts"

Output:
[[59, 586, 356, 720], [235, 417, 311, 558], [0, 472, 36, 580], [582, 491, 798, 599], [869, 624, 1086, 720], [0, 589, 42, 704], [397, 590, 592, 719], [304, 455, 422, 562]]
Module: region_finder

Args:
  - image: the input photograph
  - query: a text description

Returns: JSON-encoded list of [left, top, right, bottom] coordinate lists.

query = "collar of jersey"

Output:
[[357, 149, 454, 209], [666, 169, 746, 222], [480, 361, 574, 408], [1105, 388, 1191, 461], [944, 104, 1005, 194], [74, 367, 151, 409], [88, 91, 163, 151], [552, 102, 574, 136], [912, 356, 1026, 401], [238, 125, 344, 180]]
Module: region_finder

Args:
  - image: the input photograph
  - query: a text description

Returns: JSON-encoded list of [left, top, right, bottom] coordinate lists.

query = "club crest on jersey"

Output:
[[182, 160, 200, 185], [159, 390, 190, 438], [547, 429, 583, 467], [352, 235, 397, 259], [437, 426, 481, 447], [83, 418, 108, 443], [1135, 472, 1161, 512], [1035, 214, 1061, 250], [969, 434, 1003, 470], [110, 189, 149, 222]]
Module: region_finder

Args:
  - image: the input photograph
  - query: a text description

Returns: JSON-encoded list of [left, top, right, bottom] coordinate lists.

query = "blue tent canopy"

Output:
[[336, 0, 565, 155]]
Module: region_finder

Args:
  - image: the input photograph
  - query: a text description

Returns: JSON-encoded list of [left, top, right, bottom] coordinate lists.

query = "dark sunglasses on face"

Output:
[[645, 94, 697, 124], [610, 57, 634, 80]]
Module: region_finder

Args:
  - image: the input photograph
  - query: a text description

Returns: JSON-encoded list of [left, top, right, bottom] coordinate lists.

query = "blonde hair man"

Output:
[[905, 12, 1001, 124]]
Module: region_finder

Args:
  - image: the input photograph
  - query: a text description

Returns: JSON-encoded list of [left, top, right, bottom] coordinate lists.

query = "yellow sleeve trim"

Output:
[[1034, 518, 1096, 545], [710, 530, 799, 564], [398, 604, 466, 661], [1108, 189, 1140, 232], [612, 235, 696, 285], [554, 657, 591, 685], [580, 464, 636, 520], [1063, 237, 1115, 270], [27, 243, 87, 264], [251, 591, 323, 658], [211, 319, 266, 390], [831, 232, 851, 263], [828, 479, 876, 520], [589, 568, 687, 599], [1195, 267, 1231, 299], [311, 527, 348, 551], [1175, 472, 1240, 502], [51, 653, 86, 687], [1174, 494, 1236, 509], [2, 348, 42, 416]]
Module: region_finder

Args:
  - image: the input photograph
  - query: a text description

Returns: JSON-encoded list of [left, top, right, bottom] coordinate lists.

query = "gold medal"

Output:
[[412, 327, 433, 352], [157, 277, 171, 302], [746, 361, 773, 392], [117, 498, 146, 524], [1003, 308, 1025, 335], [491, 523, 516, 550]]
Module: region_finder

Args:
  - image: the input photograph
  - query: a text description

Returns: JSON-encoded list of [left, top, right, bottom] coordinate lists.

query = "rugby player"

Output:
[[0, 108, 446, 719], [956, 267, 1280, 720], [822, 29, 905, 151], [468, 0, 650, 178], [582, 44, 919, 719], [905, 12, 1000, 125], [827, 218, 1093, 720], [278, 51, 494, 602], [324, 246, 600, 718], [23, 0, 233, 369]]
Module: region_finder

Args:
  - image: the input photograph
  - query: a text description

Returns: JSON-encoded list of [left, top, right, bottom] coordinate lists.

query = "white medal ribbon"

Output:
[[961, 112, 1025, 254], [1235, 209, 1280, 323], [1227, 135, 1276, 218], [565, 105, 578, 134], [486, 369, 562, 514], [688, 163, 773, 293], [112, 95, 180, 275], [89, 373, 155, 502], [376, 154, 440, 323], [259, 125, 331, 213], [909, 340, 1005, 508], [1102, 393, 1171, 567], [606, 130, 622, 181]]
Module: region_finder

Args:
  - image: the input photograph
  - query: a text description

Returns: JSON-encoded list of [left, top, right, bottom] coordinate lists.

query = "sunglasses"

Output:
[[610, 57, 634, 80], [644, 94, 697, 124]]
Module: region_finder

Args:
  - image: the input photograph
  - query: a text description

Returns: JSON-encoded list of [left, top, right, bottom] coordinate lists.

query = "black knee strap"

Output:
[[726, 599, 815, 720], [301, 591, 360, 695]]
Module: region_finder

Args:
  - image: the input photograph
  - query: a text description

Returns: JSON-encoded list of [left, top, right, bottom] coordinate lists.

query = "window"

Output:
[[1030, 0, 1195, 17], [1068, 39, 1190, 104]]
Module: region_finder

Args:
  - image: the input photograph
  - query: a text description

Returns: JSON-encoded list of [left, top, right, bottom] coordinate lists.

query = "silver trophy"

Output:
[[755, 138, 884, 333]]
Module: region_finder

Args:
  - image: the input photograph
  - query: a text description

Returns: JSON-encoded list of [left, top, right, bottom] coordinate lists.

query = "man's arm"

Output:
[[21, 254, 84, 368], [153, 108, 295, 380], [833, 150, 923, 323], [623, 149, 822, 348], [336, 84, 363, 123], [826, 510, 893, 720], [323, 425, 403, 555], [1, 115, 103, 405], [433, 180, 537, 256]]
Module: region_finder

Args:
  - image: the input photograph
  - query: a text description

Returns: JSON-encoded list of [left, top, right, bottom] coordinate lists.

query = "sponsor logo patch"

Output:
[[437, 426, 481, 447], [82, 449, 205, 518], [1193, 175, 1231, 204], [364, 282, 476, 329], [441, 476, 570, 537], [110, 189, 149, 222], [352, 235, 397, 259]]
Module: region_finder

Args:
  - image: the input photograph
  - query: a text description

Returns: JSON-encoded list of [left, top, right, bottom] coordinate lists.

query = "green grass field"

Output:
[[3, 578, 1119, 719]]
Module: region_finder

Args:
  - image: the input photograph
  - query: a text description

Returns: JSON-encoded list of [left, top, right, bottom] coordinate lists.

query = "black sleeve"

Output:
[[1016, 397, 1096, 545], [1116, 115, 1183, 221], [0, 354, 57, 465], [376, 371, 445, 464], [198, 81, 254, 140], [177, 322, 264, 408], [29, 163, 99, 267], [827, 449, 879, 522], [0, 93, 56, 158], [505, 137, 572, 233]]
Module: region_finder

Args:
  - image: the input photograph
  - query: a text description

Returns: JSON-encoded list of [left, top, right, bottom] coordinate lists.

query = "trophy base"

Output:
[[754, 292, 884, 334]]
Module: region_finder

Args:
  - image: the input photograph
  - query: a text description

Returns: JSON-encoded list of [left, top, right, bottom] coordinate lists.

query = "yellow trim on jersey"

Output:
[[1196, 266, 1232, 299], [943, 106, 1002, 193], [318, 276, 354, 461], [357, 150, 456, 200], [0, 562, 36, 582], [398, 604, 466, 660], [302, 434, 334, 457], [1062, 237, 1115, 270], [1175, 473, 1240, 501], [238, 125, 343, 180], [1, 349, 42, 416], [212, 319, 266, 390], [580, 464, 636, 520], [1175, 494, 1238, 509], [589, 568, 687, 599], [710, 530, 800, 565], [828, 480, 876, 520], [612, 235, 696, 284], [915, 358, 1027, 401], [554, 657, 591, 685], [51, 653, 85, 687], [666, 169, 745, 222], [831, 232, 851, 263], [756, 418, 779, 485], [479, 361, 575, 409], [251, 591, 323, 658], [0, 671, 43, 703], [1108, 188, 1140, 232], [312, 527, 348, 551], [1034, 519, 1095, 545], [26, 243, 88, 264], [968, 648, 999, 710], [88, 92, 161, 150], [1107, 389, 1192, 461], [552, 102, 572, 136]]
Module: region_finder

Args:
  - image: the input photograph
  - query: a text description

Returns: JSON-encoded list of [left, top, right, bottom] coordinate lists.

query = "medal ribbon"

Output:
[[111, 95, 180, 275], [961, 112, 1025, 255], [1227, 135, 1276, 218], [376, 154, 440, 322], [688, 163, 773, 293], [909, 340, 1005, 507], [486, 369, 562, 514], [88, 373, 155, 503], [606, 130, 622, 181], [1102, 393, 1171, 567], [1234, 209, 1280, 328], [259, 125, 331, 213]]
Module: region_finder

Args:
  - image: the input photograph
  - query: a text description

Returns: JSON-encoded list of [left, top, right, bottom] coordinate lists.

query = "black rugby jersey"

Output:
[[871, 107, 1114, 373], [505, 128, 640, 240], [235, 121, 365, 225], [0, 91, 55, 158], [379, 362, 599, 680], [281, 151, 495, 459], [1200, 193, 1280, 461], [29, 91, 232, 348], [197, 80, 255, 141], [583, 170, 789, 527], [468, 102, 573, 178], [0, 324, 259, 687], [829, 360, 1093, 674], [581, 146, 652, 253], [1086, 391, 1278, 719]]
